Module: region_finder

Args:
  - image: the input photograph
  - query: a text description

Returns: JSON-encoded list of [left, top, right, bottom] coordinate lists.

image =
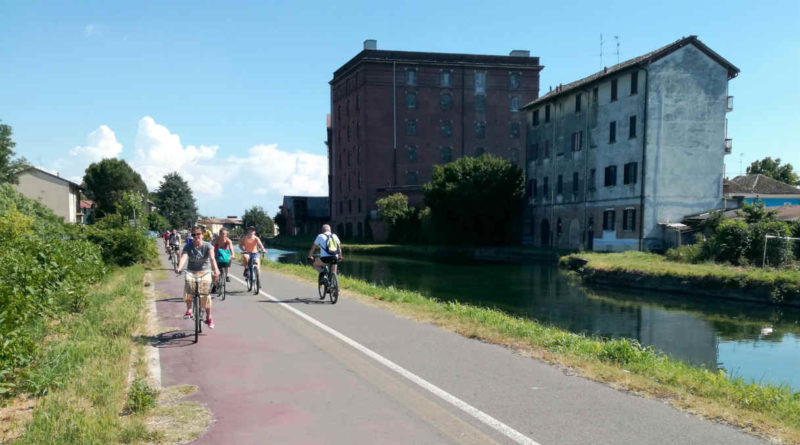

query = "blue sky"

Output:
[[1, 0, 798, 218]]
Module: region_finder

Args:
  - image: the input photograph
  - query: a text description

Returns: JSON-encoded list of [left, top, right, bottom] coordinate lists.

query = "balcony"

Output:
[[726, 96, 734, 112], [724, 138, 733, 154]]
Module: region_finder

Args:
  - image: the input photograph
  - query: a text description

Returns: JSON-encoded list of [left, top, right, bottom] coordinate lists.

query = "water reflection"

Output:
[[266, 248, 800, 390]]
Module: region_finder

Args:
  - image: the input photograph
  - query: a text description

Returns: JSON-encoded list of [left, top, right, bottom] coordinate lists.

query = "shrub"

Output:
[[748, 220, 793, 267], [708, 219, 750, 265], [665, 243, 706, 263], [125, 380, 158, 414]]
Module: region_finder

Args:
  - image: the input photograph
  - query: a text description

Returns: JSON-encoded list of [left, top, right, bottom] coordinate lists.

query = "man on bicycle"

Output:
[[175, 226, 220, 329], [238, 226, 267, 279], [307, 224, 343, 292], [167, 229, 181, 256]]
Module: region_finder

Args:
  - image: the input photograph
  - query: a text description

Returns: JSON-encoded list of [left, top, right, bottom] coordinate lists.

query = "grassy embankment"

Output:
[[265, 235, 565, 262], [561, 251, 800, 306], [262, 260, 800, 444]]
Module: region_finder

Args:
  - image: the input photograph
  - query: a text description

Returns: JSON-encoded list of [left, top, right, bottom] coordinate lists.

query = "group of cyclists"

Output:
[[163, 223, 343, 331]]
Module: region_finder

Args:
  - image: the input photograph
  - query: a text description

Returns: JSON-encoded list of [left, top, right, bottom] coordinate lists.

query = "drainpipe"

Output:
[[392, 61, 397, 187], [638, 65, 649, 251]]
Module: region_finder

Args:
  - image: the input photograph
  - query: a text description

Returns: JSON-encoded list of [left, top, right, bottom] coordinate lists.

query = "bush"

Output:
[[707, 219, 750, 265], [70, 214, 158, 267], [665, 243, 706, 263], [748, 220, 793, 267], [125, 380, 158, 414]]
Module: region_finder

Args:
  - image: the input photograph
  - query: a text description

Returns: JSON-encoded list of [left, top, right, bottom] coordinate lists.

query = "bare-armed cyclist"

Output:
[[175, 226, 220, 329], [238, 226, 267, 279]]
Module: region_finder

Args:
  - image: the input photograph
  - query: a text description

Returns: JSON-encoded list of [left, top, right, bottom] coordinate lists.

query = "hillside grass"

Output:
[[263, 260, 800, 444]]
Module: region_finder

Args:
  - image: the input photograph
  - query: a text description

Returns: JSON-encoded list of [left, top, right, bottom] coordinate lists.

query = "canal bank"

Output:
[[562, 252, 800, 307], [259, 257, 800, 444]]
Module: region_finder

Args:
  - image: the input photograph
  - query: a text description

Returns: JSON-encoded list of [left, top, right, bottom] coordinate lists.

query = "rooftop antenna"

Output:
[[614, 35, 620, 64], [739, 153, 744, 175], [600, 34, 604, 68]]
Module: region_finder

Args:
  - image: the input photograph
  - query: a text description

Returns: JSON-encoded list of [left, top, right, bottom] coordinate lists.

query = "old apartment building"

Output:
[[523, 36, 739, 251], [329, 40, 542, 240]]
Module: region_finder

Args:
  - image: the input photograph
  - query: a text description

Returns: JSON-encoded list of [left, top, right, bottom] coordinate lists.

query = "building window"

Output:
[[349, 200, 352, 214], [475, 147, 485, 157], [407, 145, 417, 162], [475, 71, 486, 93], [557, 175, 563, 194], [475, 94, 486, 111], [532, 178, 538, 198], [572, 172, 579, 196], [347, 124, 351, 141], [441, 146, 452, 163], [356, 94, 360, 110], [358, 172, 362, 188], [609, 121, 616, 143], [339, 201, 343, 214], [406, 69, 417, 86], [623, 208, 637, 231], [528, 142, 538, 160], [358, 198, 362, 213], [624, 162, 638, 184], [544, 139, 550, 158], [592, 87, 599, 105], [589, 168, 596, 190], [509, 121, 520, 138], [475, 121, 486, 139], [509, 147, 519, 163], [357, 122, 360, 137], [543, 177, 549, 197], [629, 115, 637, 139], [441, 70, 452, 87], [604, 165, 617, 187], [510, 72, 520, 89], [532, 110, 539, 126], [603, 209, 616, 231], [406, 120, 417, 136], [407, 171, 418, 185], [510, 96, 520, 112], [611, 78, 618, 101], [406, 92, 417, 109], [571, 131, 583, 152], [441, 92, 453, 111], [630, 71, 638, 95], [557, 218, 563, 236], [545, 105, 551, 123], [575, 94, 582, 113], [441, 120, 453, 137]]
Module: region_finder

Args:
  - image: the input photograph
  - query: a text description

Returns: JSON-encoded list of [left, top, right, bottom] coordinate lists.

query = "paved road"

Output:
[[152, 251, 765, 445]]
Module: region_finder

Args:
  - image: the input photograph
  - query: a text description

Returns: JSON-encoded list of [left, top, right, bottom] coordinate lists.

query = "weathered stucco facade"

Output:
[[14, 168, 82, 223], [523, 37, 738, 251]]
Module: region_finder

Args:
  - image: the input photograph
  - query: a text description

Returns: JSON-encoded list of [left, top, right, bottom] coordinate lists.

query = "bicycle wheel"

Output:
[[246, 264, 253, 292], [329, 273, 338, 304], [254, 268, 260, 295], [193, 294, 200, 343], [219, 270, 226, 301]]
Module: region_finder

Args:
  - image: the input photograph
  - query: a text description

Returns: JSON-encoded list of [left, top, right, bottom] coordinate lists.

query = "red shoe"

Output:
[[206, 318, 215, 329], [183, 310, 192, 319]]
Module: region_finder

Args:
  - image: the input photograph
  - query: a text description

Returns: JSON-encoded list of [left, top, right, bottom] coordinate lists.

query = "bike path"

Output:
[[152, 252, 766, 445]]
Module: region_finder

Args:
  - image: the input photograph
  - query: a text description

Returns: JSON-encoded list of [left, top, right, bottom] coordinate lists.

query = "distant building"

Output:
[[724, 174, 800, 208], [79, 200, 95, 225], [522, 36, 739, 251], [280, 196, 329, 236], [330, 39, 543, 240], [196, 217, 243, 234], [14, 167, 83, 224]]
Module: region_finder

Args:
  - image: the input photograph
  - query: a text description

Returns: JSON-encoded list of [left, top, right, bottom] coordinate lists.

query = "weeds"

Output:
[[125, 380, 158, 414]]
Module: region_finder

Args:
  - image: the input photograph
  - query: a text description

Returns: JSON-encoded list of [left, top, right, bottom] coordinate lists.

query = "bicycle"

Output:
[[243, 249, 264, 295], [168, 245, 179, 269], [215, 263, 228, 301], [182, 271, 210, 343], [310, 256, 339, 304]]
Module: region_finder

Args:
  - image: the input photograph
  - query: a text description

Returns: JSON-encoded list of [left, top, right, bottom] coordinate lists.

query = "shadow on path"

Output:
[[148, 330, 202, 348], [259, 297, 330, 305]]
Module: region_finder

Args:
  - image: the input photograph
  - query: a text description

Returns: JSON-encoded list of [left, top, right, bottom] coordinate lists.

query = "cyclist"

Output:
[[202, 225, 214, 242], [163, 230, 170, 251], [307, 224, 343, 295], [175, 226, 220, 329], [212, 227, 235, 283], [167, 229, 181, 257], [238, 226, 266, 279]]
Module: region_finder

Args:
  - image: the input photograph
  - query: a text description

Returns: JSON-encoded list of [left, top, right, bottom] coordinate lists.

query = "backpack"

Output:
[[323, 234, 340, 255]]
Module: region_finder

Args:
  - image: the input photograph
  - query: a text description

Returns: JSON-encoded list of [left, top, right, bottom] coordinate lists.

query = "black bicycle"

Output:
[[312, 257, 339, 304], [168, 245, 179, 269], [216, 266, 227, 301], [244, 250, 264, 295], [182, 271, 210, 343]]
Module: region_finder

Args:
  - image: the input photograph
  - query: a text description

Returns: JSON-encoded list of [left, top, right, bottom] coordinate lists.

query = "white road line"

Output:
[[230, 274, 542, 445]]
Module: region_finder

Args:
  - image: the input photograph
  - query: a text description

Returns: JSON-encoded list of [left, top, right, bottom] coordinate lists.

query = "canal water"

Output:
[[263, 248, 800, 391]]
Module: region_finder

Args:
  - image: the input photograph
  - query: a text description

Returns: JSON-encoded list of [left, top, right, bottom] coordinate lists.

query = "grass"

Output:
[[262, 260, 800, 444], [562, 251, 800, 305]]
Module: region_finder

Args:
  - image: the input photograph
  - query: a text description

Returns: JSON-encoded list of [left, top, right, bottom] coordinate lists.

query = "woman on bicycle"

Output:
[[176, 226, 220, 329], [213, 228, 235, 283], [238, 226, 266, 279]]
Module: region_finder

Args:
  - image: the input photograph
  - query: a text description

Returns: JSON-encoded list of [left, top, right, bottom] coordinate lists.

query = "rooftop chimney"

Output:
[[509, 50, 530, 57], [364, 39, 377, 50]]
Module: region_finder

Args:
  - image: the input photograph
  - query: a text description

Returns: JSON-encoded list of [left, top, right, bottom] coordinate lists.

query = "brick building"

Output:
[[522, 36, 738, 251], [329, 40, 542, 240]]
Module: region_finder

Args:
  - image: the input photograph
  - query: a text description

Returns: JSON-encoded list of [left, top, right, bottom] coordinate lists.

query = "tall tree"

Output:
[[0, 120, 31, 184], [273, 210, 286, 236], [424, 154, 524, 245], [243, 206, 274, 238], [82, 158, 148, 217], [154, 172, 198, 229], [746, 157, 800, 185]]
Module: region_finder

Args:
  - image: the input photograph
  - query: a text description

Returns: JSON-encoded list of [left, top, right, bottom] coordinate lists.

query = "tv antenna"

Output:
[[614, 35, 620, 64], [739, 153, 744, 175], [600, 34, 604, 68]]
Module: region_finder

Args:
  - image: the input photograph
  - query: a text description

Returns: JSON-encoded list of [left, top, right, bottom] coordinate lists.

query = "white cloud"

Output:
[[69, 125, 122, 161], [84, 24, 98, 37]]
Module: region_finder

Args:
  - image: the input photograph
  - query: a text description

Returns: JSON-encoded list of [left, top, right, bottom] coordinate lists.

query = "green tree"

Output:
[[154, 172, 198, 229], [82, 158, 148, 218], [376, 193, 426, 243], [746, 157, 800, 185], [424, 155, 524, 245], [273, 210, 287, 236], [145, 212, 169, 233], [243, 206, 274, 238], [0, 121, 31, 184], [376, 193, 410, 225], [738, 201, 777, 224], [116, 190, 144, 221]]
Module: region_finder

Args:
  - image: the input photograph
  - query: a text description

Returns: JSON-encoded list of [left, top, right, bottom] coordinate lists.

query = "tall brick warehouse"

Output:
[[329, 40, 543, 240]]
